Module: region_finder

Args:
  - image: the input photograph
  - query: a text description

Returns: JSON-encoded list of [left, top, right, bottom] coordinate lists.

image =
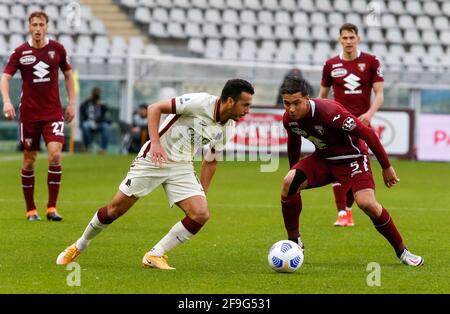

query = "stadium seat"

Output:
[[170, 8, 187, 24], [388, 1, 406, 15], [209, 0, 226, 10], [315, 0, 333, 13], [58, 34, 76, 53], [389, 44, 406, 56], [173, 0, 190, 8], [138, 0, 155, 6], [345, 13, 363, 26], [398, 15, 415, 30], [152, 8, 169, 23], [167, 23, 185, 39], [274, 25, 292, 40], [298, 0, 315, 12], [334, 0, 351, 13], [121, 0, 139, 8], [415, 16, 434, 30], [294, 51, 311, 65], [423, 0, 441, 16], [205, 9, 221, 24], [191, 0, 208, 9], [293, 25, 311, 41], [257, 25, 275, 40], [434, 16, 449, 31], [91, 19, 107, 35], [9, 19, 26, 35], [405, 1, 422, 16], [280, 0, 297, 12], [421, 29, 440, 45], [275, 50, 293, 63], [275, 10, 292, 25], [134, 7, 152, 24], [239, 48, 256, 61], [351, 0, 367, 14], [258, 10, 274, 25], [221, 24, 239, 39], [0, 5, 9, 20], [11, 4, 26, 19], [44, 5, 59, 20], [188, 37, 205, 54], [239, 24, 256, 39], [202, 23, 220, 38], [428, 45, 444, 57], [292, 11, 309, 25], [256, 49, 274, 62], [311, 25, 329, 41], [404, 29, 421, 45], [310, 12, 327, 26], [226, 0, 243, 10], [149, 22, 167, 38], [328, 12, 344, 26], [421, 54, 441, 71], [187, 9, 204, 24], [386, 29, 404, 44], [243, 0, 260, 10], [297, 42, 314, 56], [185, 23, 203, 38], [381, 14, 397, 28], [240, 10, 257, 25], [222, 9, 240, 25], [8, 34, 25, 51], [440, 30, 450, 46], [155, 0, 173, 8]]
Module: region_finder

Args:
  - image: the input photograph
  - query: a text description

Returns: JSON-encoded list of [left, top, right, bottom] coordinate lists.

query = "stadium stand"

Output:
[[0, 0, 448, 72]]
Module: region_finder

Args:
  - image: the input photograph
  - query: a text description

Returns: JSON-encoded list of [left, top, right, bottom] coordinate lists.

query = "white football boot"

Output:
[[399, 249, 424, 266]]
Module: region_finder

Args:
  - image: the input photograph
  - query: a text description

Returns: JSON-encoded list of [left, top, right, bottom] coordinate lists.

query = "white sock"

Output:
[[149, 221, 194, 256], [76, 212, 109, 251], [338, 210, 346, 216], [346, 207, 352, 212]]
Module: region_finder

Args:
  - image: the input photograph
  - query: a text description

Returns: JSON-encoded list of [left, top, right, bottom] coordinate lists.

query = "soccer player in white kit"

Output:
[[56, 79, 254, 269]]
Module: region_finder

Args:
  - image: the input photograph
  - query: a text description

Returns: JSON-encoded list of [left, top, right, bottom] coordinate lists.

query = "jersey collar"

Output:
[[213, 98, 221, 123], [28, 37, 49, 49], [339, 49, 361, 61], [309, 99, 316, 118]]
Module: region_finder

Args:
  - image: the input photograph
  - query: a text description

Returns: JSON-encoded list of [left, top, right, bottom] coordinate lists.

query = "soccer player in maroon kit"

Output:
[[1, 11, 75, 221], [318, 23, 384, 227], [280, 76, 423, 266]]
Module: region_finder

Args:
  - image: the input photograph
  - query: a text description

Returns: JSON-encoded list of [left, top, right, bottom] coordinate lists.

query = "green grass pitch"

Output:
[[0, 153, 449, 293]]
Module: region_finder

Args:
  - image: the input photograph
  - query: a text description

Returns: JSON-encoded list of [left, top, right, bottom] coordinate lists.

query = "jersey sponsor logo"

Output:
[[22, 50, 33, 55], [331, 68, 347, 78], [48, 51, 55, 59], [342, 117, 357, 131], [332, 63, 343, 68], [19, 55, 36, 65], [343, 74, 362, 94], [180, 97, 191, 104], [358, 63, 366, 72], [291, 127, 307, 137], [288, 122, 299, 127], [33, 61, 51, 83]]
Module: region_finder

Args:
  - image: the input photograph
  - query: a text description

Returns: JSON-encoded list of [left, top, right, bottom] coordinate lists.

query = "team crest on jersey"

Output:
[[19, 55, 36, 65], [342, 117, 356, 131], [358, 63, 366, 72], [314, 125, 324, 135], [48, 51, 55, 59], [24, 138, 32, 147], [292, 128, 307, 137], [331, 68, 347, 78]]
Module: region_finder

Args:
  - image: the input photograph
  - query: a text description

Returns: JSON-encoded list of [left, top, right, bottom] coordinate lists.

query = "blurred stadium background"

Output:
[[0, 0, 449, 161]]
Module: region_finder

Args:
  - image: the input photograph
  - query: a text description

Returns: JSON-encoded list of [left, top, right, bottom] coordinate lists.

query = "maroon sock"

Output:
[[96, 206, 115, 224], [47, 165, 62, 208], [281, 193, 302, 242], [21, 169, 36, 212], [371, 208, 406, 257], [181, 216, 203, 235]]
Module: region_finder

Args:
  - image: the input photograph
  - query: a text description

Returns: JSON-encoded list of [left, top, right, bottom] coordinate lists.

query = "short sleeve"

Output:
[[3, 50, 20, 76], [173, 93, 209, 116], [371, 57, 384, 83], [59, 45, 72, 72], [321, 61, 332, 87]]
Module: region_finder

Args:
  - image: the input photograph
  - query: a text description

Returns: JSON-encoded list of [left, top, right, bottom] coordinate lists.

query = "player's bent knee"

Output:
[[282, 169, 307, 197], [189, 208, 210, 224]]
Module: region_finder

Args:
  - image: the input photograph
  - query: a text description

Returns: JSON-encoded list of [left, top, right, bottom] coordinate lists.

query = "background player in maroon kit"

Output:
[[280, 76, 423, 266], [318, 23, 385, 227], [1, 11, 75, 221]]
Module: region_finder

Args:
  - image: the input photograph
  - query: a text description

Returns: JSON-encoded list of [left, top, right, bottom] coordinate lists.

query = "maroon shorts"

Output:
[[293, 153, 375, 195], [20, 119, 65, 151]]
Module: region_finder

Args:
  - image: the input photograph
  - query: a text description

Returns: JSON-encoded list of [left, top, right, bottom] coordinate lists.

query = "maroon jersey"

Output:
[[3, 38, 71, 122], [283, 98, 390, 169], [321, 51, 383, 117]]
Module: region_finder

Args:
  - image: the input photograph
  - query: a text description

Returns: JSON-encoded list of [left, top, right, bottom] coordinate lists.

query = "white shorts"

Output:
[[119, 160, 205, 207]]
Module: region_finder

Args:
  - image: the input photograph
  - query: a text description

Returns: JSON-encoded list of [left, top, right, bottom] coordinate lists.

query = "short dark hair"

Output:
[[29, 11, 49, 24], [339, 23, 358, 35], [220, 79, 254, 102], [138, 104, 147, 110], [280, 76, 310, 97]]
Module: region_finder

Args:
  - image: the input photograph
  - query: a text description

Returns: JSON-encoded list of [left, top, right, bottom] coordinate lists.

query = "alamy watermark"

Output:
[[366, 262, 381, 287], [65, 2, 81, 27], [365, 1, 382, 27], [66, 262, 81, 287]]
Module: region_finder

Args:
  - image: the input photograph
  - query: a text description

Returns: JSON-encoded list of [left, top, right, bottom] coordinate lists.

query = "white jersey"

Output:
[[138, 93, 235, 164]]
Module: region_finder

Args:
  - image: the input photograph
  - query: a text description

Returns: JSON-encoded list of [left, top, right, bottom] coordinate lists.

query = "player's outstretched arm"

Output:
[[63, 70, 76, 123], [1, 74, 16, 120]]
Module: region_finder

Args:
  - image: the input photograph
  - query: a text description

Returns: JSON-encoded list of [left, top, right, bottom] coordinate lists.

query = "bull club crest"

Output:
[[314, 125, 324, 135], [25, 138, 32, 147], [358, 63, 366, 72], [48, 51, 55, 59]]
